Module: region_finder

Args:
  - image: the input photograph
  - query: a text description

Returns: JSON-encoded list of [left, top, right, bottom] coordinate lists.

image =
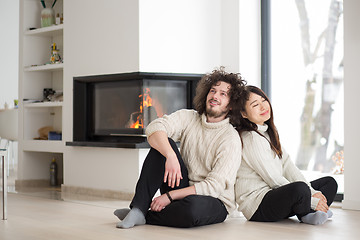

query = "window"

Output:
[[264, 0, 344, 195]]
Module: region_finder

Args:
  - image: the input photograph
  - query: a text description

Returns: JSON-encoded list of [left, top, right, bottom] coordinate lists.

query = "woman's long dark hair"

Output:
[[237, 85, 283, 158]]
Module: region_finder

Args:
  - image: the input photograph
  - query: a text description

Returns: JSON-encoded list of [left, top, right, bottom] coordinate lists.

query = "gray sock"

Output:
[[301, 211, 328, 225], [114, 208, 130, 221], [116, 208, 145, 229], [327, 209, 333, 218]]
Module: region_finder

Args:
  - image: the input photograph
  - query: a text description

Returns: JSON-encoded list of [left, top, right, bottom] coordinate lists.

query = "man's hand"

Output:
[[147, 131, 182, 188], [164, 154, 182, 188], [150, 194, 171, 212]]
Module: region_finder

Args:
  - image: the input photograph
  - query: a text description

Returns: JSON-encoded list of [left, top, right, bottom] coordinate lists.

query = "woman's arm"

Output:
[[281, 152, 329, 210], [281, 151, 319, 195], [242, 132, 290, 188]]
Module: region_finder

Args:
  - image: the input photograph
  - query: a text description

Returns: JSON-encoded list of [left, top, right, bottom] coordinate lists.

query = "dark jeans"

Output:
[[250, 176, 338, 222], [130, 138, 228, 228]]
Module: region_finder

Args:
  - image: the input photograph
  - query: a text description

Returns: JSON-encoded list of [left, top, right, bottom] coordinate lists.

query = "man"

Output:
[[114, 67, 246, 228]]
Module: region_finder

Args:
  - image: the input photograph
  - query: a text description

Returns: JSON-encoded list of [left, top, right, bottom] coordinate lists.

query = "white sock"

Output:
[[301, 211, 328, 225], [327, 209, 333, 218], [116, 208, 145, 229]]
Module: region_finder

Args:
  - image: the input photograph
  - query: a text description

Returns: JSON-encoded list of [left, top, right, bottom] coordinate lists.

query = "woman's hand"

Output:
[[164, 154, 182, 188], [315, 198, 329, 212], [313, 192, 329, 212], [313, 192, 327, 203], [150, 193, 171, 212]]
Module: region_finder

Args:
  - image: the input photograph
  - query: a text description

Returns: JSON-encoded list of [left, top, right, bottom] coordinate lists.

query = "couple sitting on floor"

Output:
[[114, 67, 338, 229]]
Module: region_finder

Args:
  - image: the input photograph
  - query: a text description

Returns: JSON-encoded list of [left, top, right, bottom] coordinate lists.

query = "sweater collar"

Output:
[[201, 114, 230, 129], [257, 124, 268, 133]]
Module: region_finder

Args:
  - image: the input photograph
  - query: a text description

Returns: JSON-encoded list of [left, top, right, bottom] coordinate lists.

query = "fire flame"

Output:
[[130, 88, 153, 128]]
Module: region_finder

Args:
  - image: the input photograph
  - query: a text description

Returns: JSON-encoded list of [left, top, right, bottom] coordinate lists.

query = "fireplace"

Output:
[[67, 72, 202, 148]]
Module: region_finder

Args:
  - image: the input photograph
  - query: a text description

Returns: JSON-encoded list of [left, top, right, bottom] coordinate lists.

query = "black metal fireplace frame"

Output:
[[66, 72, 202, 148]]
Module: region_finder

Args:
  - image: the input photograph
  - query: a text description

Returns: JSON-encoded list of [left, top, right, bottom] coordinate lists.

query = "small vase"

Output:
[[41, 8, 55, 28]]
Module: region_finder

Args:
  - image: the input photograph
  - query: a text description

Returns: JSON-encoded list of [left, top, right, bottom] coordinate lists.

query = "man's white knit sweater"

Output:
[[145, 109, 242, 213], [235, 124, 320, 220]]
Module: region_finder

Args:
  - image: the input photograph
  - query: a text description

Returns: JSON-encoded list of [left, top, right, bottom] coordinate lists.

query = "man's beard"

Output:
[[206, 106, 229, 119]]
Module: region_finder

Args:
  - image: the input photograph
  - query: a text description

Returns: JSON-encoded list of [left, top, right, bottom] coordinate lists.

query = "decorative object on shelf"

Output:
[[50, 158, 58, 186], [50, 43, 62, 64], [34, 126, 54, 140], [41, 8, 55, 27], [48, 131, 62, 140], [55, 13, 61, 25], [40, 0, 58, 28], [43, 88, 55, 101], [43, 88, 63, 102], [50, 90, 63, 102]]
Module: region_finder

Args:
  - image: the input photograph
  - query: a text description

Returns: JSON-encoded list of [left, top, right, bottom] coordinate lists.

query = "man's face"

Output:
[[205, 81, 231, 122]]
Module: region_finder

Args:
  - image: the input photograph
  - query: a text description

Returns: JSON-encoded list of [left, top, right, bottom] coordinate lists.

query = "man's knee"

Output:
[[179, 195, 227, 227]]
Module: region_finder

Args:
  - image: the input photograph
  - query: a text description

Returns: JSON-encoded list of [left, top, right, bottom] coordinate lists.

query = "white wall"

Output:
[[63, 0, 141, 192], [342, 0, 360, 210], [0, 0, 19, 109], [138, 0, 260, 81], [239, 0, 261, 86], [221, 0, 240, 73], [139, 0, 222, 74]]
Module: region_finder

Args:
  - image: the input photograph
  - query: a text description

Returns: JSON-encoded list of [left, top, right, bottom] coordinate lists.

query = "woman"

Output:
[[235, 85, 338, 225]]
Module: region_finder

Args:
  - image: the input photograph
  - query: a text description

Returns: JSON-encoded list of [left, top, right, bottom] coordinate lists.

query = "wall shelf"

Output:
[[23, 140, 64, 153], [24, 102, 63, 108], [25, 24, 63, 37], [24, 63, 64, 72]]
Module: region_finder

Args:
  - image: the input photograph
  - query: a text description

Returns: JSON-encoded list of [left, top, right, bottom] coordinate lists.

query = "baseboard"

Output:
[[342, 199, 360, 210], [15, 178, 64, 189], [334, 193, 344, 202], [61, 184, 134, 201]]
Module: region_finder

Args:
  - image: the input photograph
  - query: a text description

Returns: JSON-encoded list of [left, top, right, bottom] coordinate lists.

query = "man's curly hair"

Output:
[[193, 66, 246, 126]]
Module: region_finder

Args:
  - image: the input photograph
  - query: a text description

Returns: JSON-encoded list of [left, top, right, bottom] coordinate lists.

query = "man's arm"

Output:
[[150, 186, 196, 212], [147, 131, 183, 188]]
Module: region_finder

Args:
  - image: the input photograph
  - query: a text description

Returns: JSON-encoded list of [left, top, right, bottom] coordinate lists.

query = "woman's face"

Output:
[[241, 92, 271, 125]]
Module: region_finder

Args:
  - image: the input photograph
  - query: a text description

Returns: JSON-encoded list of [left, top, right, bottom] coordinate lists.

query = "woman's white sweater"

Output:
[[235, 124, 319, 220], [145, 109, 242, 213]]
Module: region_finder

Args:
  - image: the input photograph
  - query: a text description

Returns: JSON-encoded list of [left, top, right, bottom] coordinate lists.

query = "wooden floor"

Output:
[[1, 191, 359, 240]]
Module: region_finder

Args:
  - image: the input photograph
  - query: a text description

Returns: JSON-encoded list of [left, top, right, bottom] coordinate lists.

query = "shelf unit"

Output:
[[18, 0, 64, 186]]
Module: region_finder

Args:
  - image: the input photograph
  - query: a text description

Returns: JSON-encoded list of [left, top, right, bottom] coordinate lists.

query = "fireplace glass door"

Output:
[[92, 79, 187, 136]]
